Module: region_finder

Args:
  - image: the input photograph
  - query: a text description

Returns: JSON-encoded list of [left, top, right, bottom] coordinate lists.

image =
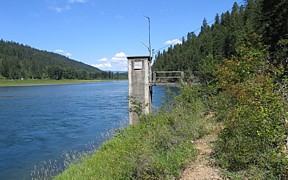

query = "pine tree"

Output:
[[262, 0, 288, 48]]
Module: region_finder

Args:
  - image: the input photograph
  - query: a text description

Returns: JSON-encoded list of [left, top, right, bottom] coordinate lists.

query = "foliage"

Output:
[[215, 75, 288, 177], [153, 1, 288, 178], [128, 96, 148, 117], [153, 0, 288, 79], [213, 36, 288, 178], [262, 0, 288, 52], [55, 90, 208, 179], [0, 40, 128, 80]]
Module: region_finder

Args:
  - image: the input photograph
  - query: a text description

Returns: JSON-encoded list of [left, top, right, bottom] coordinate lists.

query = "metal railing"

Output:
[[151, 71, 184, 86]]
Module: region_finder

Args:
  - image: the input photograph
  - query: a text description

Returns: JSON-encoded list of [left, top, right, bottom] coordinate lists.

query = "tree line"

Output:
[[0, 40, 127, 80], [153, 0, 287, 82]]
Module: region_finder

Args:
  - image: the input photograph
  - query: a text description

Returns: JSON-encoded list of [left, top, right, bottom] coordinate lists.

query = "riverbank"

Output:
[[0, 79, 120, 87], [54, 94, 208, 179]]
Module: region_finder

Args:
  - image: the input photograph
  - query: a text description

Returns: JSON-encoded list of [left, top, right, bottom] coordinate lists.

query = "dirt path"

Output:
[[181, 123, 222, 180]]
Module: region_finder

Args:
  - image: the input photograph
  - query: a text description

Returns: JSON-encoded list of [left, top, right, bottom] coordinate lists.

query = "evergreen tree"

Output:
[[153, 0, 288, 79], [0, 40, 113, 80], [262, 0, 288, 48]]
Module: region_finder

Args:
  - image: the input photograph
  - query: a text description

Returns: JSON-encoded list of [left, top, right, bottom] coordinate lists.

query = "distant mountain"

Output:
[[0, 40, 110, 80]]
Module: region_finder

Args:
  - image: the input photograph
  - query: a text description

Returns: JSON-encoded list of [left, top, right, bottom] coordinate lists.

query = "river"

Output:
[[0, 81, 175, 179]]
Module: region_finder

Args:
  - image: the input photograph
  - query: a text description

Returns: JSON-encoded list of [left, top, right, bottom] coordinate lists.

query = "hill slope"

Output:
[[0, 40, 108, 80], [153, 0, 288, 82], [154, 0, 288, 178]]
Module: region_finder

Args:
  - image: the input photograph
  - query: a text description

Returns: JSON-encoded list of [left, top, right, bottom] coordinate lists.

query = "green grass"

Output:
[[54, 97, 208, 179], [0, 79, 107, 87]]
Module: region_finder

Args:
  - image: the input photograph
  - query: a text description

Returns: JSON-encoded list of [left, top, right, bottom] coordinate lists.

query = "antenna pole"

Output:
[[144, 16, 151, 58]]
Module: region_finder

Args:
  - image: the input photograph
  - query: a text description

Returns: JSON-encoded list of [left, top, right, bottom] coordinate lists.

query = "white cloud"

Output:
[[111, 52, 127, 62], [68, 0, 87, 4], [48, 0, 86, 13], [50, 5, 71, 13], [115, 52, 126, 58], [164, 39, 182, 45], [55, 49, 72, 57], [92, 63, 112, 69], [93, 52, 128, 71], [66, 52, 72, 57], [98, 58, 108, 62], [55, 49, 64, 53]]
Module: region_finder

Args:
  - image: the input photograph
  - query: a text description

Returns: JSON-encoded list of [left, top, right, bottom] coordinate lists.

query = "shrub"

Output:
[[214, 40, 288, 178]]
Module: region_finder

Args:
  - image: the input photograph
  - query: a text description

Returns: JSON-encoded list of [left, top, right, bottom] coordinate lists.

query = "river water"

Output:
[[0, 81, 174, 179]]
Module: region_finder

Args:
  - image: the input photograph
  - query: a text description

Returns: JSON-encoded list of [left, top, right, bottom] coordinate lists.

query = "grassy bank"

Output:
[[54, 91, 208, 179], [0, 79, 110, 87]]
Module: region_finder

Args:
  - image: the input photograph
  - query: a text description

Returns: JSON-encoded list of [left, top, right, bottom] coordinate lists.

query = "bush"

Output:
[[215, 75, 288, 177], [213, 41, 288, 178]]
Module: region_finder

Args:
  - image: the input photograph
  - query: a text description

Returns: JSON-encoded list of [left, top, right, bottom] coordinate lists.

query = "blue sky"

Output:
[[0, 0, 241, 71]]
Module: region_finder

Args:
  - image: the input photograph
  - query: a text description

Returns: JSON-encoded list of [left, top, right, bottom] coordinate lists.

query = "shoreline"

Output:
[[0, 79, 127, 87]]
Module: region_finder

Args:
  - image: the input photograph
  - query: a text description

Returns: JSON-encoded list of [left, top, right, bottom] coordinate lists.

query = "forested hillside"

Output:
[[153, 0, 287, 83], [0, 40, 124, 80], [154, 0, 288, 178]]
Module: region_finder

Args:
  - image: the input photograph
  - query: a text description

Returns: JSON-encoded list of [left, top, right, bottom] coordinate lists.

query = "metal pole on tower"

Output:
[[144, 16, 151, 58]]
